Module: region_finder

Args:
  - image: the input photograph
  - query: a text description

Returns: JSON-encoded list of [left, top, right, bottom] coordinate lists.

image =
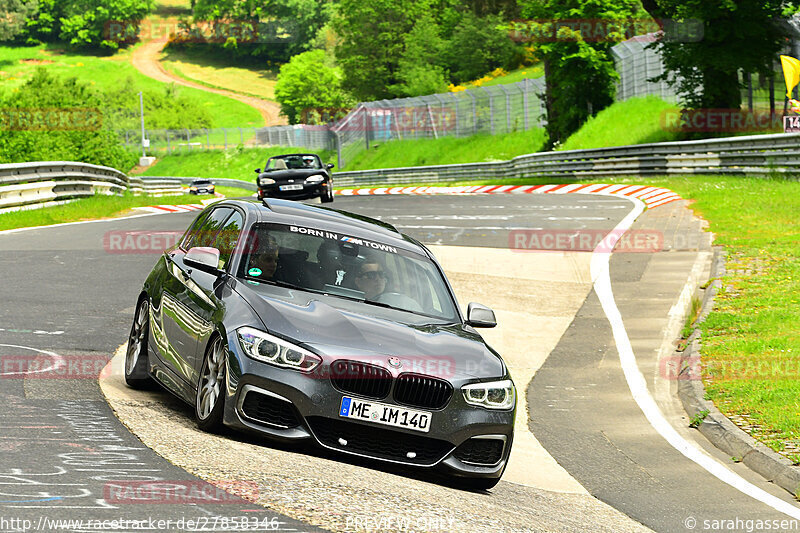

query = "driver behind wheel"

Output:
[[354, 259, 388, 300], [248, 234, 279, 280]]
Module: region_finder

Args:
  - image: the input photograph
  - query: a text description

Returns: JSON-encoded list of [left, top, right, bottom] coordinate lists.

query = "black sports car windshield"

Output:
[[267, 154, 321, 170], [237, 223, 459, 322]]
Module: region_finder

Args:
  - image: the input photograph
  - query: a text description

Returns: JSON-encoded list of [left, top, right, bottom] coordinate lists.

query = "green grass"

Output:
[[0, 43, 263, 128], [559, 96, 681, 151], [0, 187, 253, 231], [160, 48, 278, 100], [342, 129, 547, 171], [470, 65, 545, 87], [140, 146, 336, 180]]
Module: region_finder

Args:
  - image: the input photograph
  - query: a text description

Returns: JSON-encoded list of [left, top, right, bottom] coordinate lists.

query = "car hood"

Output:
[[259, 169, 325, 183], [234, 283, 504, 380]]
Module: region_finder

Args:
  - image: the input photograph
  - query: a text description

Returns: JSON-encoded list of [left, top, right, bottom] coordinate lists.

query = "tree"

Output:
[[334, 0, 430, 101], [641, 0, 788, 110], [0, 0, 38, 41], [191, 0, 335, 60], [443, 12, 517, 84], [274, 50, 354, 124], [395, 12, 448, 96], [0, 69, 136, 171], [517, 0, 640, 147]]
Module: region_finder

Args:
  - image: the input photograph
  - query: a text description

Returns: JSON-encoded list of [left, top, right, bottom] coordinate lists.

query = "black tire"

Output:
[[321, 180, 334, 203], [195, 336, 227, 433], [460, 476, 502, 491], [125, 298, 153, 388]]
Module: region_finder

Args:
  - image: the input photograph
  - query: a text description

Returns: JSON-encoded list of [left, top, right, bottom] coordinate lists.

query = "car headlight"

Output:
[[259, 178, 276, 185], [189, 187, 197, 191], [462, 379, 515, 410], [236, 327, 321, 372], [304, 175, 325, 184]]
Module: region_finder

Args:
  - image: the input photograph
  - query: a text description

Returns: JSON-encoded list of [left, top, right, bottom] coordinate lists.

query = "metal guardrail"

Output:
[[142, 176, 258, 192], [0, 162, 184, 212], [331, 133, 800, 187]]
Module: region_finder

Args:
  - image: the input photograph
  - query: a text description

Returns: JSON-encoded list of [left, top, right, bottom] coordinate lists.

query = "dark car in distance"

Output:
[[188, 179, 215, 195], [125, 198, 515, 489], [255, 153, 334, 203]]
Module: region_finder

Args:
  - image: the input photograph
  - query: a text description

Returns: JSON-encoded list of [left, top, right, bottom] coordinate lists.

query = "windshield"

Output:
[[237, 223, 459, 322], [267, 155, 321, 170]]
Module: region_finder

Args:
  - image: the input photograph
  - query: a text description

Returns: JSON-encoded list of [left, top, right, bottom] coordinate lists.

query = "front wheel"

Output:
[[125, 298, 153, 389], [195, 336, 227, 433], [321, 181, 334, 203]]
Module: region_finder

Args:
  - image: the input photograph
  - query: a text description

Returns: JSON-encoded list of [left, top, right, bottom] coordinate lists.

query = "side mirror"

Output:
[[466, 302, 496, 328], [326, 163, 335, 169], [254, 168, 261, 173], [185, 247, 223, 275]]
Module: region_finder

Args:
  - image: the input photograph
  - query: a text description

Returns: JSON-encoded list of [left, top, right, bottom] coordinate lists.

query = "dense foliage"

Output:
[[14, 0, 154, 52], [517, 0, 640, 147], [0, 70, 137, 169], [274, 50, 353, 124], [641, 0, 788, 110], [0, 0, 38, 41]]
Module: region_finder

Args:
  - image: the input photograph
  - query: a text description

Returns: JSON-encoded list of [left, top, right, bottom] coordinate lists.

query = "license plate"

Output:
[[339, 397, 431, 433], [280, 184, 304, 191]]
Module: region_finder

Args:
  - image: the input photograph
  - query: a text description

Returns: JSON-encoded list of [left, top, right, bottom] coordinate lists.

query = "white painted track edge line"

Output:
[[590, 196, 800, 519]]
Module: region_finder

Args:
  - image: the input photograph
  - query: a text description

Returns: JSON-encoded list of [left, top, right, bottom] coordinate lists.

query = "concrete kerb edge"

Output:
[[677, 248, 800, 497]]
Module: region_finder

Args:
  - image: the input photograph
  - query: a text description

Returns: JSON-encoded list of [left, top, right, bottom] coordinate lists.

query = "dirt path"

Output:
[[130, 38, 286, 126]]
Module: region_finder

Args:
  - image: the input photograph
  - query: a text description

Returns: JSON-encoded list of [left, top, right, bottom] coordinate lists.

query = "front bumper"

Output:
[[222, 336, 514, 479], [257, 182, 327, 201]]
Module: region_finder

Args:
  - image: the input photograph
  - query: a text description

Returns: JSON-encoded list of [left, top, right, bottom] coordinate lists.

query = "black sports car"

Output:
[[125, 198, 515, 489], [255, 153, 334, 203]]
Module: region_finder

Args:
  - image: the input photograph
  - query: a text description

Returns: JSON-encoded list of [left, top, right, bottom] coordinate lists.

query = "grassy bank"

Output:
[[0, 44, 263, 128], [0, 186, 252, 232], [558, 96, 680, 151]]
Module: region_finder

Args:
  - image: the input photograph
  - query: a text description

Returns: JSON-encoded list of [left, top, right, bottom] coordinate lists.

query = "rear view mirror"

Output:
[[185, 247, 222, 275], [326, 163, 335, 169], [466, 302, 497, 328], [254, 168, 261, 173]]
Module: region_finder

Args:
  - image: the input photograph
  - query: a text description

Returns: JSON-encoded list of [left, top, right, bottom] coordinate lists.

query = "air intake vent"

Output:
[[307, 417, 453, 465], [454, 438, 505, 466], [394, 373, 453, 410], [330, 360, 392, 399], [240, 390, 300, 429]]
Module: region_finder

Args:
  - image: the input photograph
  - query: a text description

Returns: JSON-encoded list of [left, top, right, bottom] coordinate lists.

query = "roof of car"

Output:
[[218, 198, 425, 254]]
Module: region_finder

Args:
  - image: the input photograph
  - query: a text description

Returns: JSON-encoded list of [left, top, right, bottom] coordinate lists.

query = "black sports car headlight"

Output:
[[304, 175, 325, 184], [259, 178, 276, 185], [462, 379, 516, 410], [237, 327, 321, 372]]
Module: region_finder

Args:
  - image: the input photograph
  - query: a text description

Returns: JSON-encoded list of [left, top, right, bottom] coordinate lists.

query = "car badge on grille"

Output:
[[388, 357, 402, 368]]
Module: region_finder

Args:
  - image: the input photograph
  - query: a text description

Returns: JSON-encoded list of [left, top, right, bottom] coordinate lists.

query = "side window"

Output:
[[213, 211, 244, 270], [189, 207, 233, 249], [180, 211, 210, 250]]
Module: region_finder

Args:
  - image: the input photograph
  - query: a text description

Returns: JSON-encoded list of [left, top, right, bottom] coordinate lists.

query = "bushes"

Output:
[[0, 69, 137, 169], [17, 0, 154, 52], [274, 50, 353, 124]]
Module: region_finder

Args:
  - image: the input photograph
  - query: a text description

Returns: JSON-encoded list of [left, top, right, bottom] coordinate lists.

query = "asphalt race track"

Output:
[[1, 193, 799, 532]]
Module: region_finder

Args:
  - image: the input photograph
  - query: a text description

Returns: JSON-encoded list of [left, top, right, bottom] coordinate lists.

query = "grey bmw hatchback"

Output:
[[125, 198, 516, 489]]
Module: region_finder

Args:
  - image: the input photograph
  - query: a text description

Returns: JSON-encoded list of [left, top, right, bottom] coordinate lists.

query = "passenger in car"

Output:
[[313, 240, 350, 288], [249, 235, 279, 280]]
